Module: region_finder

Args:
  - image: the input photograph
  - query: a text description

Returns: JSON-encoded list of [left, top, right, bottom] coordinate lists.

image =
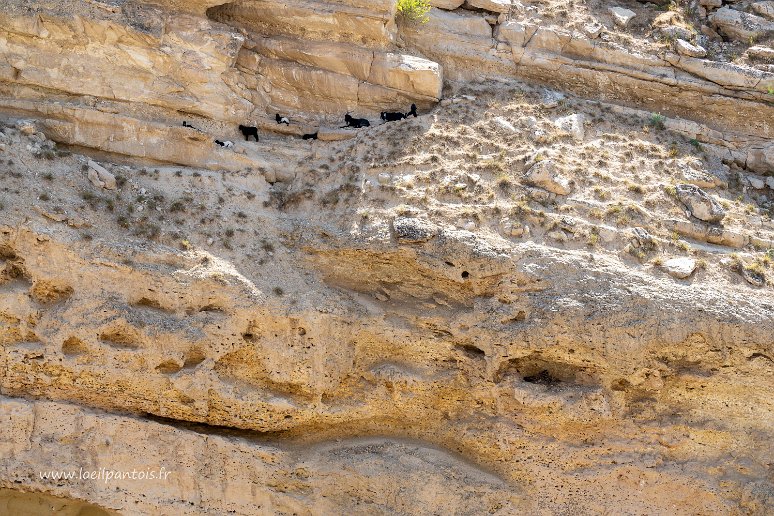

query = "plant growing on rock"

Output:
[[649, 113, 666, 130], [397, 0, 431, 23]]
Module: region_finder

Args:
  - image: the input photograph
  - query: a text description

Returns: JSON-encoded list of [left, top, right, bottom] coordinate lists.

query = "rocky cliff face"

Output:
[[0, 0, 773, 515]]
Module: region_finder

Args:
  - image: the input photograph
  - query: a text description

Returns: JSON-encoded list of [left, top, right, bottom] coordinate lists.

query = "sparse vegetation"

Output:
[[396, 0, 430, 23], [649, 113, 666, 130]]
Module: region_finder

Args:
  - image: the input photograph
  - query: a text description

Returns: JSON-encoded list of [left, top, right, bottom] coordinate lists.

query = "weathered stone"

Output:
[[699, 0, 722, 8], [752, 1, 774, 21], [748, 176, 766, 189], [430, 0, 466, 9], [709, 7, 774, 42], [523, 160, 573, 195], [493, 116, 517, 132], [583, 22, 604, 39], [554, 113, 585, 140], [393, 217, 438, 243], [746, 144, 774, 175], [659, 25, 696, 41], [631, 227, 657, 250], [675, 39, 707, 58], [675, 184, 726, 223], [609, 7, 636, 27], [378, 172, 392, 185], [464, 0, 512, 13], [16, 120, 36, 135], [87, 160, 117, 190], [661, 257, 697, 279], [747, 45, 774, 61]]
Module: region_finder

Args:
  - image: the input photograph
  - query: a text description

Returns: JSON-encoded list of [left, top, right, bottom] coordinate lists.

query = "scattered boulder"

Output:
[[609, 7, 636, 27], [661, 257, 697, 279], [630, 227, 657, 251], [499, 218, 528, 237], [583, 22, 604, 39], [709, 7, 774, 42], [675, 184, 726, 223], [748, 175, 766, 189], [87, 160, 117, 190], [739, 263, 766, 286], [699, 0, 722, 8], [464, 0, 512, 13], [675, 39, 707, 58], [677, 162, 723, 188], [523, 160, 573, 195], [493, 116, 517, 132], [430, 0, 466, 9], [377, 172, 392, 185], [659, 25, 695, 41], [553, 113, 585, 140], [746, 144, 774, 175], [393, 217, 438, 243], [16, 120, 37, 135], [747, 45, 774, 61], [541, 90, 565, 108], [752, 1, 774, 21]]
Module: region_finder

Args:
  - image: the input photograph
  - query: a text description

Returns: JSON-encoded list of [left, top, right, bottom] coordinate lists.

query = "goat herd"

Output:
[[196, 103, 418, 149]]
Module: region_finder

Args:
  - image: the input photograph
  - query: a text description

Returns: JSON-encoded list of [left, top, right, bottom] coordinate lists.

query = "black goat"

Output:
[[276, 114, 290, 125], [302, 132, 318, 140], [342, 114, 370, 129], [238, 124, 259, 141], [381, 111, 406, 123], [406, 103, 418, 118]]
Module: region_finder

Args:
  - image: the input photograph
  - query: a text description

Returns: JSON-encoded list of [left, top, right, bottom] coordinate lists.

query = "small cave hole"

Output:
[[457, 343, 486, 360], [461, 271, 470, 279], [523, 370, 561, 386]]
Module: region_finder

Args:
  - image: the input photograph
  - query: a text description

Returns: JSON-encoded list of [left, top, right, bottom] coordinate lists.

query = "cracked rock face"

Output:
[[676, 183, 727, 223]]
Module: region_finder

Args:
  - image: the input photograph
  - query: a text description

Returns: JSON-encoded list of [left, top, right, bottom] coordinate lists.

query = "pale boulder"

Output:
[[87, 160, 117, 190], [554, 113, 585, 140], [523, 160, 573, 195], [709, 7, 774, 42], [609, 7, 636, 27], [675, 184, 726, 223], [429, 0, 466, 9], [464, 0, 512, 13], [661, 257, 697, 279], [675, 39, 707, 57], [752, 1, 774, 20]]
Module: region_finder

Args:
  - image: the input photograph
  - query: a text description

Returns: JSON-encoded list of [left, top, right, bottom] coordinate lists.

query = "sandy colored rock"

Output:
[[523, 159, 573, 195], [554, 113, 585, 139], [661, 257, 697, 279], [429, 0, 466, 8], [464, 0, 513, 13], [676, 184, 726, 223], [609, 7, 636, 27], [752, 1, 774, 20], [676, 39, 707, 58], [709, 7, 774, 42]]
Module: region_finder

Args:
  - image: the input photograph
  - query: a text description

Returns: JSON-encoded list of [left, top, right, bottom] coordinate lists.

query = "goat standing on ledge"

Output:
[[239, 125, 259, 141], [342, 114, 370, 129]]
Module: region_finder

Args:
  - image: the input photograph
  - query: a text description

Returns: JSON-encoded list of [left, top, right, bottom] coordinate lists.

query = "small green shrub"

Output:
[[397, 0, 431, 23], [649, 112, 666, 130]]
